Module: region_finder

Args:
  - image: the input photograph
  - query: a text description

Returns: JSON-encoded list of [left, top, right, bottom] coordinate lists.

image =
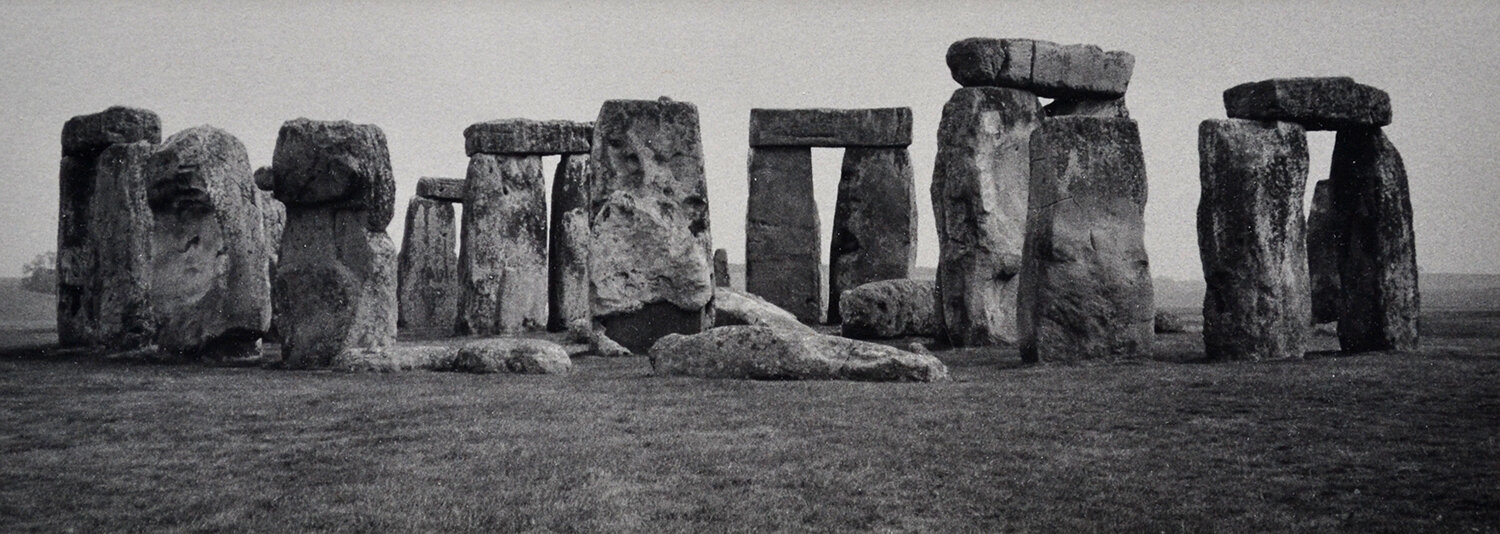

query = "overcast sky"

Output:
[[1, 0, 1495, 279]]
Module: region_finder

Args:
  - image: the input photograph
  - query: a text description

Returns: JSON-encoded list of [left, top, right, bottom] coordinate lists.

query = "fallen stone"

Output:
[[828, 147, 916, 324], [650, 325, 948, 382], [1307, 179, 1341, 324], [713, 287, 817, 334], [416, 177, 465, 202], [1197, 119, 1311, 361], [1223, 77, 1391, 131], [1331, 127, 1418, 352], [746, 146, 823, 323], [839, 279, 940, 339], [397, 197, 458, 333], [589, 329, 634, 357], [464, 119, 592, 156], [549, 155, 592, 332], [449, 338, 573, 374], [748, 108, 912, 147], [1154, 310, 1187, 334], [1019, 117, 1154, 363], [713, 249, 730, 287], [458, 154, 548, 335], [269, 118, 396, 231], [931, 87, 1040, 346], [91, 142, 157, 351], [946, 38, 1134, 99], [1044, 97, 1129, 118], [61, 106, 161, 158]]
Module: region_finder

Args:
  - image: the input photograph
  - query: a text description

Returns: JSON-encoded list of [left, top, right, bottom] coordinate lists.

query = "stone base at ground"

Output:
[[649, 325, 948, 382], [839, 279, 940, 339], [713, 287, 816, 334]]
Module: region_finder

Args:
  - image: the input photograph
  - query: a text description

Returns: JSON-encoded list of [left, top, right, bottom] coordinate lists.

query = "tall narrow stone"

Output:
[[589, 98, 713, 352], [146, 126, 271, 359], [397, 197, 458, 334], [931, 87, 1041, 346], [457, 154, 548, 335], [1307, 179, 1341, 324], [713, 249, 730, 287], [1331, 128, 1418, 352], [254, 166, 285, 342], [1019, 117, 1153, 362], [91, 142, 156, 351], [746, 146, 822, 323], [548, 154, 591, 333], [828, 147, 916, 324], [1197, 119, 1311, 361]]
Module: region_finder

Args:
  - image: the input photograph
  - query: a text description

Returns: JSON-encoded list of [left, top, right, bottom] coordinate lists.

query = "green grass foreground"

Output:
[[2, 313, 1497, 532]]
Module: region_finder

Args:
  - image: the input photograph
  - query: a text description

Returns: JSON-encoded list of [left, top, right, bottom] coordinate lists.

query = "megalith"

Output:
[[1197, 119, 1311, 361], [713, 248, 730, 287], [90, 142, 157, 351], [746, 145, 821, 322], [1018, 117, 1153, 362], [1307, 179, 1341, 324], [1223, 77, 1391, 131], [548, 154, 591, 333], [1331, 127, 1419, 352], [397, 196, 458, 334], [828, 147, 916, 324], [590, 98, 713, 352], [457, 153, 547, 335], [269, 119, 398, 368], [946, 38, 1134, 100], [254, 167, 285, 341]]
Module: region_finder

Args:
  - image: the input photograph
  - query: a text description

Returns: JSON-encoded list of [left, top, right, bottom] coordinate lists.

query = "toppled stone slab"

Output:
[[416, 177, 465, 202], [713, 248, 730, 287], [828, 147, 916, 323], [62, 106, 161, 158], [464, 119, 592, 156], [840, 279, 940, 339], [650, 325, 948, 382], [748, 108, 912, 147], [458, 155, 548, 335], [330, 338, 572, 374], [549, 155, 592, 332], [946, 38, 1134, 99], [1331, 128, 1418, 352], [397, 197, 458, 333], [1044, 97, 1129, 118], [713, 287, 817, 334], [1223, 77, 1391, 131], [1307, 179, 1341, 324], [746, 146, 822, 323], [270, 118, 396, 230]]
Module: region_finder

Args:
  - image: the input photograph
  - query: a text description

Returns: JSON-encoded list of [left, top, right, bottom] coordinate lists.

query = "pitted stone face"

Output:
[[946, 38, 1134, 100], [463, 119, 593, 156], [415, 177, 465, 202], [748, 108, 912, 147], [1223, 77, 1392, 131], [270, 118, 395, 230], [62, 106, 161, 158]]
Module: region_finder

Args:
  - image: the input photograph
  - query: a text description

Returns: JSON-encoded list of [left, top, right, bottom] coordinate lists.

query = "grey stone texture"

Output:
[[61, 106, 162, 159], [1307, 179, 1341, 324], [839, 279, 941, 339], [253, 166, 274, 191], [269, 118, 396, 231], [1223, 77, 1392, 131], [258, 188, 285, 341], [1044, 97, 1130, 118], [713, 249, 730, 287], [91, 142, 157, 351], [746, 146, 823, 323], [416, 177, 465, 202], [748, 108, 913, 147], [931, 87, 1041, 346], [548, 154, 592, 332], [448, 339, 573, 375], [457, 154, 548, 335], [946, 38, 1134, 99], [1019, 117, 1154, 363], [827, 147, 916, 324], [713, 287, 817, 334], [397, 197, 458, 334], [1197, 119, 1311, 361], [463, 119, 592, 156], [649, 325, 949, 382], [1331, 128, 1419, 352], [589, 98, 714, 352]]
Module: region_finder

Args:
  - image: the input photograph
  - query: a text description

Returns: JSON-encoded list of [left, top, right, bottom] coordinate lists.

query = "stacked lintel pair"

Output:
[[396, 176, 462, 335], [938, 37, 1153, 362], [1199, 77, 1416, 360]]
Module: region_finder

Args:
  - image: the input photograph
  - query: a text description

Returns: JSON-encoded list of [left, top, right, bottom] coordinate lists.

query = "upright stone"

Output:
[[1019, 117, 1153, 362], [1197, 119, 1311, 361], [589, 98, 713, 352], [1307, 180, 1341, 324], [457, 154, 548, 335], [828, 147, 916, 324], [746, 146, 822, 322], [257, 186, 285, 342], [91, 142, 156, 351], [548, 154, 591, 333], [397, 197, 458, 334], [931, 87, 1041, 346], [1331, 128, 1419, 352], [270, 119, 397, 368], [146, 126, 271, 359], [713, 249, 730, 287]]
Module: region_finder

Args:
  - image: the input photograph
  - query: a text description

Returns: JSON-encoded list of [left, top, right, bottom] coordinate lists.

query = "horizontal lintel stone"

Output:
[[1223, 77, 1391, 131], [749, 108, 912, 147], [947, 37, 1134, 99], [463, 119, 593, 156], [416, 177, 464, 202]]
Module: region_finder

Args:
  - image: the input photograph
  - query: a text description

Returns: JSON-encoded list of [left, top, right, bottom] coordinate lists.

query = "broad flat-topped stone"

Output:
[[1223, 77, 1391, 130], [270, 118, 396, 230], [946, 38, 1134, 99], [463, 119, 592, 156], [416, 177, 464, 202], [749, 108, 912, 147], [62, 106, 161, 158]]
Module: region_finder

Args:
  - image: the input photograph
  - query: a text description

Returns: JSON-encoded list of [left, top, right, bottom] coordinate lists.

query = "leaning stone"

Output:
[[589, 98, 713, 352], [839, 279, 940, 339], [448, 338, 573, 374], [1223, 77, 1391, 131], [269, 118, 396, 230], [931, 87, 1040, 346], [713, 287, 817, 334], [397, 197, 458, 334], [548, 155, 591, 332], [746, 146, 823, 322], [463, 119, 592, 156], [146, 126, 272, 359], [92, 142, 157, 351], [748, 108, 912, 147], [1044, 97, 1129, 118], [946, 38, 1134, 99], [713, 249, 730, 287], [1331, 128, 1418, 352], [61, 106, 161, 158], [1307, 179, 1341, 324], [1019, 117, 1154, 362], [415, 177, 465, 202], [458, 155, 548, 335], [828, 147, 916, 324], [650, 325, 948, 382], [1197, 119, 1311, 361]]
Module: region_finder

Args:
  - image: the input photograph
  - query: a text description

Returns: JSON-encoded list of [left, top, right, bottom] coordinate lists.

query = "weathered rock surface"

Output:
[[270, 118, 396, 230], [449, 338, 573, 374], [253, 166, 274, 191], [416, 177, 465, 202], [397, 197, 458, 333], [746, 146, 822, 323], [589, 98, 713, 352], [458, 154, 548, 335], [549, 154, 591, 332], [146, 126, 271, 359], [713, 287, 817, 334], [946, 38, 1134, 99], [258, 188, 285, 341], [828, 147, 916, 324], [92, 142, 157, 351], [839, 279, 940, 339], [1044, 98, 1129, 118], [1197, 119, 1311, 361], [931, 87, 1040, 346], [1307, 179, 1341, 324], [1154, 310, 1187, 334], [61, 106, 161, 158], [1019, 117, 1154, 363], [1223, 77, 1391, 131], [1331, 128, 1418, 352], [748, 108, 912, 147], [713, 249, 730, 287], [464, 119, 592, 156], [650, 325, 948, 382]]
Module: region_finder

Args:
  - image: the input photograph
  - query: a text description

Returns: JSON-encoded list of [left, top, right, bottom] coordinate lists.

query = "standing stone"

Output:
[[257, 187, 285, 342], [1307, 179, 1341, 324], [270, 119, 397, 368], [1197, 119, 1311, 361], [589, 98, 713, 352], [91, 142, 157, 351], [457, 154, 548, 335], [1331, 128, 1419, 352], [397, 197, 458, 334], [713, 249, 730, 287], [828, 147, 916, 324], [931, 87, 1041, 346], [548, 154, 591, 333], [146, 126, 271, 359], [746, 146, 822, 323], [1019, 117, 1153, 362]]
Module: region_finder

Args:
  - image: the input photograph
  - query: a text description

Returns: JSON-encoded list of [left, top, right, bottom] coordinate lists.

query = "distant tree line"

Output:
[[22, 252, 55, 294]]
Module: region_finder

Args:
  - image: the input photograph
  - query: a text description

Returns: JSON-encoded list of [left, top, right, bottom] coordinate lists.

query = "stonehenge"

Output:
[[397, 194, 458, 334], [1307, 180, 1341, 324], [1329, 127, 1419, 352], [712, 248, 730, 287], [650, 325, 948, 382], [548, 154, 592, 334], [839, 279, 941, 340]]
